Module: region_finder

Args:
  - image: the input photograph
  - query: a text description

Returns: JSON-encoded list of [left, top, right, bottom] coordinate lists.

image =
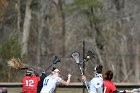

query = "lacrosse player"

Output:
[[40, 68, 72, 93], [103, 70, 118, 93], [81, 64, 103, 93], [22, 69, 40, 93], [37, 71, 47, 93], [103, 70, 127, 93]]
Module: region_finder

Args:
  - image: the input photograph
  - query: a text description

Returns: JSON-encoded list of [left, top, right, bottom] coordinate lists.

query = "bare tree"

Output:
[[58, 0, 66, 57], [37, 0, 52, 66], [16, 0, 21, 42], [21, 0, 32, 59]]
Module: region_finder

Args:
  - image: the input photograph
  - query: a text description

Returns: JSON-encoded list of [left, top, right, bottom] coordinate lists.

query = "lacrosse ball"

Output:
[[86, 56, 90, 59]]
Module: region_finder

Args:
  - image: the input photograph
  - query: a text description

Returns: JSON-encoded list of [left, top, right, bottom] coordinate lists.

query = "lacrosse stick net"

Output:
[[71, 52, 89, 92]]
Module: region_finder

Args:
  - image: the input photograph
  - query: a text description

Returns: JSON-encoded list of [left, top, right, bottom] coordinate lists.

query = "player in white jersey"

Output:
[[82, 64, 103, 93], [40, 68, 71, 93]]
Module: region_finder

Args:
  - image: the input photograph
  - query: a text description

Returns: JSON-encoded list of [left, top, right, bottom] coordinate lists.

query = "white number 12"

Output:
[[26, 80, 34, 87]]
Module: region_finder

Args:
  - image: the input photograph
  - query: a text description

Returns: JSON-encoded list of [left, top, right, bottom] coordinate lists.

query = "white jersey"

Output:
[[40, 75, 62, 93], [89, 74, 103, 93]]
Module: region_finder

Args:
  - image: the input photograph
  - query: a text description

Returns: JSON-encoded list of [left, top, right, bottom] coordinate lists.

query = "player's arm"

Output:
[[81, 75, 90, 88], [60, 74, 71, 85]]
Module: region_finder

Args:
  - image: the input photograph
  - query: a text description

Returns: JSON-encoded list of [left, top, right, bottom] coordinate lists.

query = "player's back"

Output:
[[90, 76, 103, 93], [22, 75, 40, 93], [37, 73, 47, 93], [22, 76, 30, 92], [103, 80, 116, 93], [40, 75, 61, 93]]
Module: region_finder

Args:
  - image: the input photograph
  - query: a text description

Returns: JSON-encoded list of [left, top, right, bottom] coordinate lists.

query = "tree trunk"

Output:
[[120, 37, 128, 81], [17, 0, 21, 43], [37, 0, 52, 66], [135, 44, 139, 82], [21, 0, 32, 58], [59, 0, 66, 57], [89, 8, 104, 65]]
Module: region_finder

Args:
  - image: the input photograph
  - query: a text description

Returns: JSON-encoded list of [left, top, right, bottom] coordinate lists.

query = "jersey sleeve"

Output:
[[57, 77, 62, 83]]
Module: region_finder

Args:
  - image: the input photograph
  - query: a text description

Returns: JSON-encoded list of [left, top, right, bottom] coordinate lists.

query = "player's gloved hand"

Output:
[[81, 75, 86, 81], [68, 74, 72, 78]]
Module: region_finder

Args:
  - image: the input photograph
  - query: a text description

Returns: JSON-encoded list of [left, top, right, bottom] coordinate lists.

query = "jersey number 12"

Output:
[[26, 80, 34, 87]]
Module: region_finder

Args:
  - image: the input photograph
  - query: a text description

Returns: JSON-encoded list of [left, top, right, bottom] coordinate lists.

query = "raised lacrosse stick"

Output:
[[71, 52, 83, 74], [71, 52, 89, 92], [45, 56, 61, 71]]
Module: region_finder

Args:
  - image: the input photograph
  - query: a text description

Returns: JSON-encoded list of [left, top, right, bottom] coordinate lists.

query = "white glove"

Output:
[[68, 74, 72, 78]]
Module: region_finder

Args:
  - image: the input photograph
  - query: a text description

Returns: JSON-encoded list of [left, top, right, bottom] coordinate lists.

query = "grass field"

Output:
[[7, 88, 22, 93], [7, 87, 88, 93], [1, 82, 138, 93], [0, 82, 89, 93]]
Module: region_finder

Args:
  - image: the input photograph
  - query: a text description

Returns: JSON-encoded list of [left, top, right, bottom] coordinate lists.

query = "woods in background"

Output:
[[0, 0, 140, 83]]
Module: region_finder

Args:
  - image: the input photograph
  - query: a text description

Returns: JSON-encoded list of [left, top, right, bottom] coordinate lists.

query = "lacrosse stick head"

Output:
[[52, 56, 61, 64], [85, 51, 94, 61], [71, 52, 80, 64]]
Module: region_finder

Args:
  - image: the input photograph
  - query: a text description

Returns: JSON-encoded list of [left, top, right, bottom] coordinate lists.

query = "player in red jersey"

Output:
[[103, 70, 127, 93], [103, 70, 118, 93], [22, 69, 40, 93]]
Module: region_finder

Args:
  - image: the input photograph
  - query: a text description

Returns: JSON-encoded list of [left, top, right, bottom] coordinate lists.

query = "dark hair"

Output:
[[95, 64, 103, 73], [105, 70, 113, 80], [52, 67, 56, 71]]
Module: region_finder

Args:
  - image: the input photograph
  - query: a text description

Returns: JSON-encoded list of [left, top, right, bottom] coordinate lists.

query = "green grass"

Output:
[[6, 87, 88, 93], [6, 88, 22, 93]]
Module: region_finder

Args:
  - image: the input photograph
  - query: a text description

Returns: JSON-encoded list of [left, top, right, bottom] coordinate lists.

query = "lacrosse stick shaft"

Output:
[[71, 52, 89, 92], [45, 64, 53, 71], [84, 81, 90, 93], [78, 65, 89, 92], [79, 65, 84, 75]]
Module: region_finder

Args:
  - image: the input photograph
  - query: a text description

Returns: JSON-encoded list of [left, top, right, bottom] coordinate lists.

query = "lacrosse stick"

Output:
[[45, 56, 61, 71], [80, 51, 95, 64], [71, 52, 89, 92], [71, 52, 83, 74]]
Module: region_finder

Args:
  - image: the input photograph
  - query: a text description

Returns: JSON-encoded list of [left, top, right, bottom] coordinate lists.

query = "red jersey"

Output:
[[22, 75, 40, 93], [103, 80, 117, 93]]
